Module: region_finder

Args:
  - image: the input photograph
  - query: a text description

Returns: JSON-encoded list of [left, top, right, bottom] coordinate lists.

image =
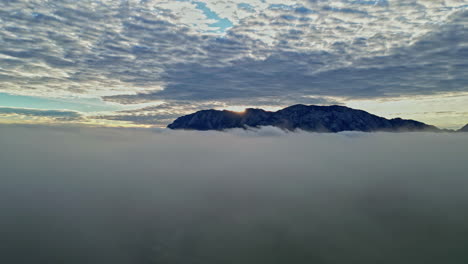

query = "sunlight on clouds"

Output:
[[346, 92, 468, 129]]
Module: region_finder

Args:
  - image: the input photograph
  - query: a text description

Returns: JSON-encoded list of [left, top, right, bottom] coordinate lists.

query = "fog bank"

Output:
[[1, 125, 468, 264]]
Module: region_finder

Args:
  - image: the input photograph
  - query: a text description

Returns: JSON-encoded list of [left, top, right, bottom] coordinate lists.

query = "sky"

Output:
[[0, 0, 467, 129], [1, 125, 468, 263]]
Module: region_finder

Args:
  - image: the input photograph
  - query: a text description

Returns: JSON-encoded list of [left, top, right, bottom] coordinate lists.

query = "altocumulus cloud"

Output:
[[1, 0, 467, 110], [1, 125, 468, 263]]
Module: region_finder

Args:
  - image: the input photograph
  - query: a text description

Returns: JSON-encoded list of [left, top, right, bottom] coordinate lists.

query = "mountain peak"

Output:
[[167, 105, 440, 133]]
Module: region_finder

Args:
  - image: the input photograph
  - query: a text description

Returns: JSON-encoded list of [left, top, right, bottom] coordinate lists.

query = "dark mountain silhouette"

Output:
[[459, 124, 468, 132], [167, 104, 440, 132]]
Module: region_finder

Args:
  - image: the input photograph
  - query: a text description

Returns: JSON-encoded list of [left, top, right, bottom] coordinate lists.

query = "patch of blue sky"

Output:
[[0, 93, 124, 113], [193, 1, 233, 33]]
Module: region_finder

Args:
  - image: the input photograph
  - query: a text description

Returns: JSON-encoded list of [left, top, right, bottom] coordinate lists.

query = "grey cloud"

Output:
[[1, 125, 468, 263], [103, 51, 339, 102], [104, 10, 468, 104], [0, 107, 83, 120]]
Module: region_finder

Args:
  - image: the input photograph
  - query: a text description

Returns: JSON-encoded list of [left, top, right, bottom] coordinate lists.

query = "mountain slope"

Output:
[[459, 124, 468, 132], [167, 104, 440, 132]]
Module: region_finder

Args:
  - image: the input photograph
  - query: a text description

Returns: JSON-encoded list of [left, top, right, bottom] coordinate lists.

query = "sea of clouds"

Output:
[[1, 125, 468, 264]]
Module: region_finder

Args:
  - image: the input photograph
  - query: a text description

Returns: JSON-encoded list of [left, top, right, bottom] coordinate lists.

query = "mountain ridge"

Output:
[[167, 104, 443, 132]]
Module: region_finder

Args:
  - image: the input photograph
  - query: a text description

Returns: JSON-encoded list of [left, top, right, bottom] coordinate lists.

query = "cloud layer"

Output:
[[0, 107, 83, 123], [1, 125, 468, 263], [1, 1, 466, 100]]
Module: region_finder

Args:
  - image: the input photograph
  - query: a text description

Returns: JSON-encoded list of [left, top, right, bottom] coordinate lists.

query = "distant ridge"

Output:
[[167, 104, 440, 133]]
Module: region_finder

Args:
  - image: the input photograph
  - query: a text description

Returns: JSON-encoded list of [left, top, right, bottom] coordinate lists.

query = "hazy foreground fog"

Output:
[[1, 125, 468, 264]]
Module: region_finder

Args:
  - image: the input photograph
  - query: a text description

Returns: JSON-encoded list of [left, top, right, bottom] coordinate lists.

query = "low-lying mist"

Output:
[[1, 125, 468, 264]]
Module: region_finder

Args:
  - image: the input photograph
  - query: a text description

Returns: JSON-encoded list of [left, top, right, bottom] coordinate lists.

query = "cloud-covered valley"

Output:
[[1, 125, 468, 263]]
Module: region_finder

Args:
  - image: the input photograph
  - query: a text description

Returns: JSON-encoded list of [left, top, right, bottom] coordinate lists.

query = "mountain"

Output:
[[167, 104, 440, 132], [459, 124, 468, 132]]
